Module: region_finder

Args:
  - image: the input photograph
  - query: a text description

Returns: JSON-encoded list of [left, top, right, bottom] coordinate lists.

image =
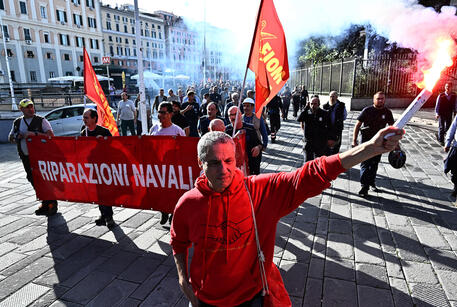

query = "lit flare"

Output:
[[416, 38, 455, 91]]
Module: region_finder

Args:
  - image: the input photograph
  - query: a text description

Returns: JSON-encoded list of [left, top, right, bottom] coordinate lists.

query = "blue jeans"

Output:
[[438, 114, 452, 142], [360, 154, 381, 187]]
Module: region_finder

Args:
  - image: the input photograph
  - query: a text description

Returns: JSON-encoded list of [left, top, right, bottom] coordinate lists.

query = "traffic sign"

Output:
[[102, 56, 111, 64]]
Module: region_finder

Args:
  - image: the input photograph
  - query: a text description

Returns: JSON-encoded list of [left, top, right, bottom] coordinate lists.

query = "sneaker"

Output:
[[35, 205, 48, 216], [105, 216, 115, 229], [95, 216, 106, 226], [370, 185, 381, 193], [160, 212, 169, 225], [358, 186, 369, 197]]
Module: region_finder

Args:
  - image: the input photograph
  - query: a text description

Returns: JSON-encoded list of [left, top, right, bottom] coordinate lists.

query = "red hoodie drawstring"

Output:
[[201, 195, 213, 290], [226, 192, 230, 263]]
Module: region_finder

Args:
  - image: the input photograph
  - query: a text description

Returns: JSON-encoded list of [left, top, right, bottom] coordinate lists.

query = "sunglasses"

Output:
[[158, 111, 169, 114]]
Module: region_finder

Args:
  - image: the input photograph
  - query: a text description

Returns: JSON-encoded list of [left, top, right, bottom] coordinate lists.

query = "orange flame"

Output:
[[416, 38, 454, 91]]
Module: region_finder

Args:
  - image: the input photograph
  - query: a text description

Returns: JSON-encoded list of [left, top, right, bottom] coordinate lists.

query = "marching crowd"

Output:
[[19, 79, 457, 306]]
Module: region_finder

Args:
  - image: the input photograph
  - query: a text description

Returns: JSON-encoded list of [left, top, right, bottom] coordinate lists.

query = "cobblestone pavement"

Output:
[[0, 109, 456, 307]]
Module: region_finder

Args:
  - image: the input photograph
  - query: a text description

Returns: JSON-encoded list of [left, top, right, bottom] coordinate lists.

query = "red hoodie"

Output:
[[170, 155, 345, 306]]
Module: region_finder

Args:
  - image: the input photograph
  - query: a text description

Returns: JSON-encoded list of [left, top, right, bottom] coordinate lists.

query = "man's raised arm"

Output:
[[341, 126, 403, 170]]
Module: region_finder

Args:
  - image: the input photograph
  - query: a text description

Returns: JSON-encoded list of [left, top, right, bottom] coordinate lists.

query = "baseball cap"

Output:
[[19, 99, 34, 108], [242, 98, 255, 105]]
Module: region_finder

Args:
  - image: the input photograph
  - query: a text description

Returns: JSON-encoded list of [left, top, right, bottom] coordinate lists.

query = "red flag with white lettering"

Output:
[[247, 0, 289, 117], [83, 48, 119, 136]]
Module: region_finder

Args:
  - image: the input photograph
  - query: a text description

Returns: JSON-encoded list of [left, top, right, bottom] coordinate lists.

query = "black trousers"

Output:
[[292, 101, 300, 117], [269, 114, 281, 134], [248, 152, 262, 175], [198, 291, 263, 307], [360, 154, 382, 187], [121, 119, 136, 136], [20, 153, 57, 206]]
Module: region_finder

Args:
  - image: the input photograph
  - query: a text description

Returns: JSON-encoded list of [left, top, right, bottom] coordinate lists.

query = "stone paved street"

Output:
[[0, 109, 456, 306]]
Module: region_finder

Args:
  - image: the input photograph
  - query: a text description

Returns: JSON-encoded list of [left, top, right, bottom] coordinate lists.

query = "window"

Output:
[[90, 38, 99, 49], [10, 71, 15, 82], [75, 36, 84, 47], [65, 71, 73, 76], [133, 39, 135, 45], [26, 50, 34, 58], [73, 14, 83, 26], [19, 1, 26, 14], [23, 28, 31, 40], [114, 15, 119, 21], [131, 27, 134, 34], [72, 0, 80, 5], [46, 52, 52, 59], [2, 25, 8, 39], [56, 10, 67, 23], [145, 29, 149, 36], [109, 45, 113, 56], [49, 71, 55, 78], [106, 21, 111, 30], [125, 48, 130, 56], [159, 32, 162, 39], [43, 32, 49, 43], [108, 36, 112, 42], [79, 55, 83, 61], [124, 25, 127, 33], [93, 56, 98, 63], [30, 71, 37, 82], [86, 0, 94, 8], [64, 53, 70, 61], [7, 49, 13, 57], [115, 24, 119, 32], [87, 17, 96, 28], [133, 49, 136, 56], [0, 0, 4, 10], [40, 6, 46, 19], [152, 31, 156, 38], [106, 13, 110, 18], [59, 34, 70, 46]]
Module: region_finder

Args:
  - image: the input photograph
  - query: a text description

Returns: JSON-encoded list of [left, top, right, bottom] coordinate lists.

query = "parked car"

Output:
[[44, 104, 117, 136]]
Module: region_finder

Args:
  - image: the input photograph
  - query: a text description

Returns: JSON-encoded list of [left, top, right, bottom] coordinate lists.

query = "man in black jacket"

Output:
[[322, 91, 347, 155], [435, 82, 457, 145], [297, 95, 329, 162]]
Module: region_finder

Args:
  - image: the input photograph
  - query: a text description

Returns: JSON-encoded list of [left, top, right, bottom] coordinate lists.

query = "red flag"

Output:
[[247, 0, 289, 117], [83, 48, 119, 136]]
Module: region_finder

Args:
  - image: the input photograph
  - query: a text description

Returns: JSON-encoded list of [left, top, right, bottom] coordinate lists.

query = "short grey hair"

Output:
[[197, 131, 235, 162], [231, 92, 239, 100]]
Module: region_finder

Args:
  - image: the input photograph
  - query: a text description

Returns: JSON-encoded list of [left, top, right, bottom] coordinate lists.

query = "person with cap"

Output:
[[8, 99, 58, 216], [352, 91, 395, 197], [242, 97, 268, 156]]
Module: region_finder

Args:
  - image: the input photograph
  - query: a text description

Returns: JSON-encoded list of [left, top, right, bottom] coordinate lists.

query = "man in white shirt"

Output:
[[116, 92, 137, 136], [149, 102, 186, 225]]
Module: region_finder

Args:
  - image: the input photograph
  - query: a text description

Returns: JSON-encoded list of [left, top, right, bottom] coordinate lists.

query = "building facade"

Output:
[[0, 0, 103, 84], [99, 3, 165, 88]]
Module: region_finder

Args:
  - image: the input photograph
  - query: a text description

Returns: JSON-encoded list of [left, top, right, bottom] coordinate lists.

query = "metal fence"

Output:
[[290, 54, 456, 98]]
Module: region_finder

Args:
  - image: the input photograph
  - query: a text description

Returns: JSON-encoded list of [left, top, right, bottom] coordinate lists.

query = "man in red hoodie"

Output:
[[171, 128, 403, 306]]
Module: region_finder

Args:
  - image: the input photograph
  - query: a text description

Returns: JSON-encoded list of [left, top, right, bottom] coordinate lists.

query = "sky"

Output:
[[101, 0, 457, 74]]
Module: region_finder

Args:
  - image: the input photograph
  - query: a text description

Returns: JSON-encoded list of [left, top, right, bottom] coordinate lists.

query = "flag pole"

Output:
[[232, 0, 264, 137]]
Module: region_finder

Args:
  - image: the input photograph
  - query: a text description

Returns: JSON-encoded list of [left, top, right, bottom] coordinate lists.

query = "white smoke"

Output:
[[103, 0, 457, 76]]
